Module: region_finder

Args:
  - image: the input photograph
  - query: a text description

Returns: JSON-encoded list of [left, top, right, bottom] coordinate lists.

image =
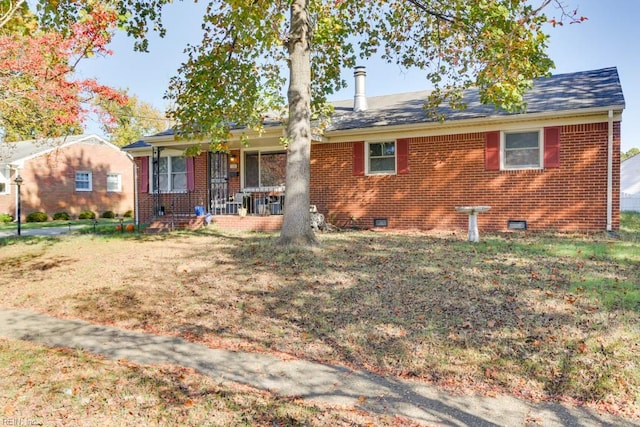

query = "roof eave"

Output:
[[321, 105, 625, 142]]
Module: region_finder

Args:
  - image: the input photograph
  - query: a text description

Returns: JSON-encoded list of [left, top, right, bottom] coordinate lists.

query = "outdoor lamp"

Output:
[[14, 174, 23, 236]]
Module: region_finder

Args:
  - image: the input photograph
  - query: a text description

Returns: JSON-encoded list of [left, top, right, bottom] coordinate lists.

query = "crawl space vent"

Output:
[[373, 218, 388, 228], [507, 220, 527, 230]]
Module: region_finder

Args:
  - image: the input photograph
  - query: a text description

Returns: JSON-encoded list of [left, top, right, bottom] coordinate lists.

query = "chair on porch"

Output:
[[226, 193, 244, 215]]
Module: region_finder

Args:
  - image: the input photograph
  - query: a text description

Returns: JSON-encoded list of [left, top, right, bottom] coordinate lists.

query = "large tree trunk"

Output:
[[277, 0, 318, 246]]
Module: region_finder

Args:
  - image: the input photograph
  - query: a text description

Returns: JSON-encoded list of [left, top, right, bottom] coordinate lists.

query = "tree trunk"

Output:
[[277, 0, 318, 246]]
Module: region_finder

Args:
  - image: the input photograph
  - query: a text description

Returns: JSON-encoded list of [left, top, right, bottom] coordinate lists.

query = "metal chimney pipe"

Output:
[[353, 66, 368, 112]]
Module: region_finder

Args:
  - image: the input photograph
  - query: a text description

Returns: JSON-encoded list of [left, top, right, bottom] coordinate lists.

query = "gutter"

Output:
[[607, 109, 614, 232], [323, 106, 624, 143]]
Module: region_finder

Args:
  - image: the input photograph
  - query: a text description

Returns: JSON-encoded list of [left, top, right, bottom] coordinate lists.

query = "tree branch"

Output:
[[0, 0, 25, 29], [404, 0, 454, 22]]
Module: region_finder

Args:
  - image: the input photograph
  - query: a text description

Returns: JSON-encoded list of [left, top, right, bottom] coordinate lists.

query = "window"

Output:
[[0, 166, 9, 195], [107, 173, 122, 192], [368, 141, 396, 174], [485, 127, 560, 171], [75, 171, 92, 191], [154, 156, 187, 192], [244, 151, 286, 189], [503, 131, 542, 169]]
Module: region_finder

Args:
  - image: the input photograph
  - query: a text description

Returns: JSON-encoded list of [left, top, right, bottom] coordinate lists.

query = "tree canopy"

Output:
[[622, 147, 640, 162], [0, 0, 126, 141], [163, 0, 584, 138], [94, 88, 170, 147]]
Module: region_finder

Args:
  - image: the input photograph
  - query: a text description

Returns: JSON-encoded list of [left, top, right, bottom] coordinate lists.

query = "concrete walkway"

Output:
[[0, 225, 84, 238], [0, 309, 635, 426]]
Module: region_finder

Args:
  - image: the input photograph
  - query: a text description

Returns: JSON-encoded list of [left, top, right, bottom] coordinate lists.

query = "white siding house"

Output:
[[621, 153, 640, 211]]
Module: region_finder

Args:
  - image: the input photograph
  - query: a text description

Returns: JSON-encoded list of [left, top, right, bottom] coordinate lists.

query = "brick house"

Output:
[[0, 134, 135, 221], [123, 67, 624, 233]]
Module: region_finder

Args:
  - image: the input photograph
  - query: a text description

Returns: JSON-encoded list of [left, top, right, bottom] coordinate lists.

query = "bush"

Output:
[[53, 212, 71, 221], [26, 212, 48, 222], [0, 213, 13, 223], [101, 210, 115, 219], [78, 211, 96, 220], [123, 210, 133, 218]]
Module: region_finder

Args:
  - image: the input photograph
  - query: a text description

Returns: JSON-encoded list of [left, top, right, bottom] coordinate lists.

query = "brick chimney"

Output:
[[353, 66, 368, 112]]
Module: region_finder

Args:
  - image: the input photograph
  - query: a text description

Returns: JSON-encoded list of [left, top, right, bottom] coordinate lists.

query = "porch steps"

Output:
[[145, 214, 283, 233], [145, 216, 205, 233]]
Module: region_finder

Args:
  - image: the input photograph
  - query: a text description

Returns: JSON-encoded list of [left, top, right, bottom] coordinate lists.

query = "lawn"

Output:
[[1, 213, 639, 421], [0, 339, 413, 426]]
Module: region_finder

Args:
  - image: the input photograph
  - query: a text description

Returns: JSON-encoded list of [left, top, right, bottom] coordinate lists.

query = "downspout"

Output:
[[606, 109, 613, 232]]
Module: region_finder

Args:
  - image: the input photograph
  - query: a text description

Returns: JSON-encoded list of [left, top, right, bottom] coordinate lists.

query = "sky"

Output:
[[78, 0, 640, 151]]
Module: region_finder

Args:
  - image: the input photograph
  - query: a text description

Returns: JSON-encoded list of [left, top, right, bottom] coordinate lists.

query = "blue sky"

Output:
[[78, 0, 639, 151]]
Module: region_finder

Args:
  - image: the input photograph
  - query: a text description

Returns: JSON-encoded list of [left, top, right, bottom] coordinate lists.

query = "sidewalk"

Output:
[[0, 309, 635, 426], [0, 225, 84, 238]]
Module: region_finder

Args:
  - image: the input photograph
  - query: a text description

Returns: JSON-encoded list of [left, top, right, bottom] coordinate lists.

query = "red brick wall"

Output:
[[136, 152, 211, 221], [310, 122, 621, 232], [1, 141, 135, 220]]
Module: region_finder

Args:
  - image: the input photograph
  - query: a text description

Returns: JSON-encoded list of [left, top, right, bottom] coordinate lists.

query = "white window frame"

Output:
[[0, 166, 9, 195], [501, 129, 543, 170], [106, 173, 122, 192], [150, 155, 187, 193], [75, 171, 93, 192], [366, 141, 396, 175]]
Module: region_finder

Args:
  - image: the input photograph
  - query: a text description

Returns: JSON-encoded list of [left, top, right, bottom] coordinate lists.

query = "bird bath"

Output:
[[455, 206, 491, 242]]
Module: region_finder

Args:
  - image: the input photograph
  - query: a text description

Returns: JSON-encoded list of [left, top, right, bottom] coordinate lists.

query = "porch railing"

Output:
[[138, 188, 285, 223]]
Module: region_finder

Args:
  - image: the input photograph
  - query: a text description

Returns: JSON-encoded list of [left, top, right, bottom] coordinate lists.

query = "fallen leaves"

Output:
[[1, 231, 638, 419]]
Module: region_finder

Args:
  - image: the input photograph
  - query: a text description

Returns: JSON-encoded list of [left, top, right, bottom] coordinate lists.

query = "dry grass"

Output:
[[0, 338, 416, 426], [1, 227, 639, 419]]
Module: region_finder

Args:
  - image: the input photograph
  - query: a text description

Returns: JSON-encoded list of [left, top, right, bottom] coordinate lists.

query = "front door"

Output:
[[210, 152, 229, 214]]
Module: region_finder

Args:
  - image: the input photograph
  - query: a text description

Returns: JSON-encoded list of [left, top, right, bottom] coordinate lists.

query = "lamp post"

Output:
[[14, 175, 23, 236]]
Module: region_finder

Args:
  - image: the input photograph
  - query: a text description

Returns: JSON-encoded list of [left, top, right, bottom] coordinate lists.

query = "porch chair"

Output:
[[226, 192, 244, 214]]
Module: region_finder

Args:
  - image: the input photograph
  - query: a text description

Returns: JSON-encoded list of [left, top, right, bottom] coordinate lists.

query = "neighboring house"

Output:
[[123, 67, 624, 232], [0, 134, 135, 221], [621, 153, 640, 212]]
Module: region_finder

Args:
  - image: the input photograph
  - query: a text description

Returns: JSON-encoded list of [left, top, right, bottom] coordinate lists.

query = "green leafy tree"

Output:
[[30, 0, 584, 246], [0, 1, 126, 141], [94, 88, 171, 147], [1, 0, 32, 35], [622, 147, 640, 161]]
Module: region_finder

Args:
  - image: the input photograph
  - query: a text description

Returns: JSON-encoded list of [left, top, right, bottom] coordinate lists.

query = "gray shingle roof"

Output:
[[123, 67, 624, 149], [328, 67, 625, 131], [122, 139, 152, 150]]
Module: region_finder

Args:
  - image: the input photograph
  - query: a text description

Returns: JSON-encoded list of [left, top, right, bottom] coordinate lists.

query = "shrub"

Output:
[[53, 212, 71, 221], [125, 223, 135, 232], [78, 211, 96, 220], [123, 210, 133, 218], [26, 212, 48, 222], [101, 210, 115, 219], [0, 213, 13, 223]]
